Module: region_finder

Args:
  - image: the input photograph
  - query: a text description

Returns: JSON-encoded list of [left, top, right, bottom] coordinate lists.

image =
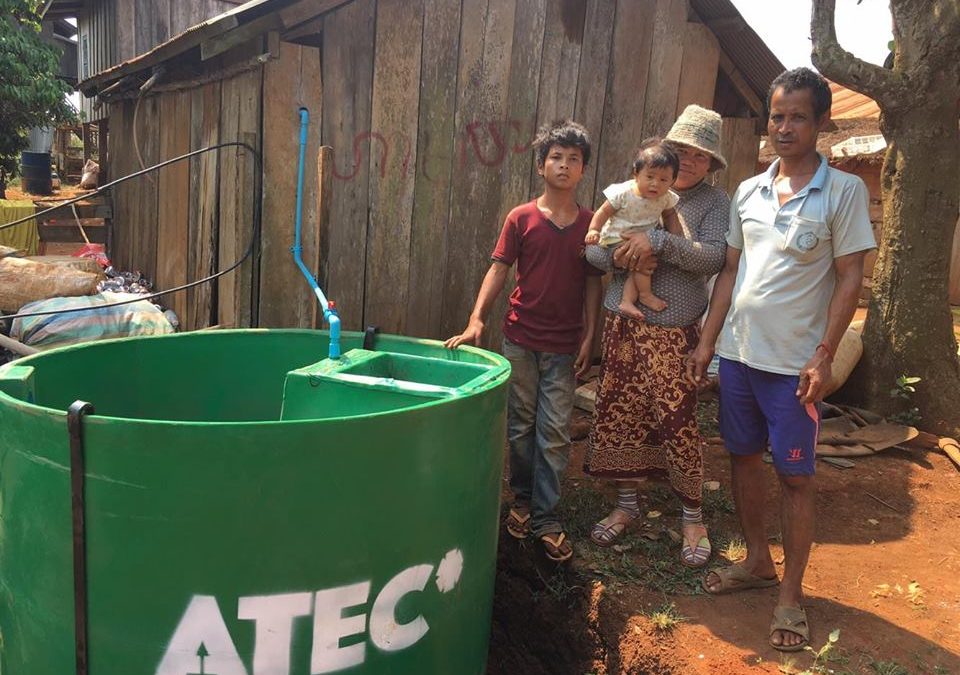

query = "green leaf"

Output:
[[902, 377, 921, 385], [828, 628, 840, 643]]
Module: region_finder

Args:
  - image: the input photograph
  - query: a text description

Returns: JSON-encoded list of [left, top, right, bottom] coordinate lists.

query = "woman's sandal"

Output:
[[680, 534, 712, 568], [540, 532, 574, 562], [590, 509, 638, 548], [701, 563, 779, 595], [769, 605, 810, 652], [505, 507, 531, 539]]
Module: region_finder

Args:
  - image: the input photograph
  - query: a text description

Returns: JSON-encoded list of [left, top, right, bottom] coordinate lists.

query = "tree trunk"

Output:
[[844, 97, 960, 436], [812, 0, 960, 436]]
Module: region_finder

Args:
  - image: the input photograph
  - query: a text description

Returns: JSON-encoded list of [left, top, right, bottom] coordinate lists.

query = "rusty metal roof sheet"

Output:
[[690, 0, 786, 109], [829, 81, 881, 119]]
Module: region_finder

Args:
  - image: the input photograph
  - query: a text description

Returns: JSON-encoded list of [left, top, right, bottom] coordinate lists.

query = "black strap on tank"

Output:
[[68, 400, 95, 675], [363, 325, 380, 351]]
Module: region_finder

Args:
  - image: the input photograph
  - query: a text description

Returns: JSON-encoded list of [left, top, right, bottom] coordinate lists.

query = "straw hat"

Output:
[[664, 105, 727, 172]]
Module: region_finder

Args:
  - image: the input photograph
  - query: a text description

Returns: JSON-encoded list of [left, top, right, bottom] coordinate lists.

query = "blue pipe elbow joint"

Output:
[[325, 309, 341, 360]]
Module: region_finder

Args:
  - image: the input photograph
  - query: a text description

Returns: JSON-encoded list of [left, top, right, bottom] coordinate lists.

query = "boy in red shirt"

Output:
[[445, 120, 602, 562]]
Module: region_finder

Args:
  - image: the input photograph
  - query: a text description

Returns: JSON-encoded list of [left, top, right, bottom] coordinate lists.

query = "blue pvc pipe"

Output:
[[292, 107, 341, 359]]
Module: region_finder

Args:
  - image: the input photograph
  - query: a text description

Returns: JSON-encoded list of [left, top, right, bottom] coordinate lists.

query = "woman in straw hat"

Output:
[[583, 104, 729, 568]]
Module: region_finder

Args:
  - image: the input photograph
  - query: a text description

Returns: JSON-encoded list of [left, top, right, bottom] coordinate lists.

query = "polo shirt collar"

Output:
[[761, 154, 829, 197]]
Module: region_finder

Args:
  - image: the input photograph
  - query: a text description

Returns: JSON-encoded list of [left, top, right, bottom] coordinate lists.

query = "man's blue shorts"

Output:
[[718, 357, 820, 476]]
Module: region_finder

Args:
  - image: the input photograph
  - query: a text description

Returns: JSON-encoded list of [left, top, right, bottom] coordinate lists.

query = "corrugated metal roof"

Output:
[[829, 81, 881, 119], [690, 0, 786, 109], [42, 0, 86, 18]]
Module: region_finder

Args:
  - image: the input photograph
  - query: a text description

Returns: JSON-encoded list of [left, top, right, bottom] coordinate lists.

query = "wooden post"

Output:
[[949, 215, 960, 305], [97, 119, 109, 183], [315, 145, 333, 329], [82, 123, 94, 165]]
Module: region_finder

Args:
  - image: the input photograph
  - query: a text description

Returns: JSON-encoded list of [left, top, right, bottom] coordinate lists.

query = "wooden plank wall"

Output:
[[110, 0, 241, 63], [110, 67, 264, 331], [108, 0, 766, 343], [951, 216, 960, 305], [716, 117, 760, 197], [259, 41, 323, 328], [315, 0, 738, 350]]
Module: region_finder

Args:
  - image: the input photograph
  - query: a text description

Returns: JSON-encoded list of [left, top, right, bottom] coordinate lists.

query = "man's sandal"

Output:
[[769, 605, 810, 652], [702, 563, 779, 595], [590, 509, 637, 548], [506, 508, 531, 539], [681, 535, 712, 568], [540, 532, 574, 562]]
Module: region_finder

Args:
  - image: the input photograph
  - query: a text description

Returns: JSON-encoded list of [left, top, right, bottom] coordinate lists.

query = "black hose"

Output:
[[0, 142, 262, 324]]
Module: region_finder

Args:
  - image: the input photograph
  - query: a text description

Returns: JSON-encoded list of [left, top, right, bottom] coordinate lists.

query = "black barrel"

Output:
[[20, 151, 52, 195]]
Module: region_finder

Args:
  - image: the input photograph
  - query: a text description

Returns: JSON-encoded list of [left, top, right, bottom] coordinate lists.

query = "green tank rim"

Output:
[[0, 329, 511, 426]]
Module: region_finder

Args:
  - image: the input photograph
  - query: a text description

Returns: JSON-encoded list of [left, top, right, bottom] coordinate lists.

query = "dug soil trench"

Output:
[[486, 403, 960, 674]]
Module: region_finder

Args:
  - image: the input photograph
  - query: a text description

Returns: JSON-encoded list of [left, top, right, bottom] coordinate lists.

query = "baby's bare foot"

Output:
[[618, 301, 646, 321], [637, 292, 667, 312]]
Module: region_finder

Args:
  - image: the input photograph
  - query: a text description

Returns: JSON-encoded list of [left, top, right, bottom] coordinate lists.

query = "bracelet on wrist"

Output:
[[816, 342, 834, 359]]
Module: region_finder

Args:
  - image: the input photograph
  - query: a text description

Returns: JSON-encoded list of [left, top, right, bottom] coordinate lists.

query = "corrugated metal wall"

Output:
[[77, 0, 116, 122]]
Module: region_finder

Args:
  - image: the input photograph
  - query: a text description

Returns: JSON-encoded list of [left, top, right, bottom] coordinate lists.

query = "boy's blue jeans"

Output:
[[502, 338, 576, 537]]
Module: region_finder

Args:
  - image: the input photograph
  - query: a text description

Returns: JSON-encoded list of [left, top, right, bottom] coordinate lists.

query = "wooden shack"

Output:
[[71, 0, 783, 347]]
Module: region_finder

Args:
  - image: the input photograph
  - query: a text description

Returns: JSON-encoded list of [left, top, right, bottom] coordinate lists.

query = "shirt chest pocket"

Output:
[[782, 215, 830, 262]]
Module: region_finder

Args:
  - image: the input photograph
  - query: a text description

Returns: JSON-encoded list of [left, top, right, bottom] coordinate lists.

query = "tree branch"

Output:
[[810, 0, 902, 107]]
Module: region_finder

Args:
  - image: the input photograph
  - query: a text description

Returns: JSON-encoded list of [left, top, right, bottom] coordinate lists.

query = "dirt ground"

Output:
[[487, 401, 960, 675]]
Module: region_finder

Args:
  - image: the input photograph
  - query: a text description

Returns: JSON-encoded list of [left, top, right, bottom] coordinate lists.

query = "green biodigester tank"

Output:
[[0, 329, 510, 675]]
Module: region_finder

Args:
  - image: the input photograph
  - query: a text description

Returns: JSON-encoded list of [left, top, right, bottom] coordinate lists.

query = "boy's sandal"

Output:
[[702, 563, 779, 595], [769, 605, 810, 652], [540, 532, 574, 562], [590, 509, 638, 548], [506, 508, 531, 539], [680, 535, 712, 568]]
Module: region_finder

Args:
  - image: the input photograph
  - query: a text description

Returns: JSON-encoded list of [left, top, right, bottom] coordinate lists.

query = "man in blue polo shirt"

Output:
[[687, 68, 876, 652]]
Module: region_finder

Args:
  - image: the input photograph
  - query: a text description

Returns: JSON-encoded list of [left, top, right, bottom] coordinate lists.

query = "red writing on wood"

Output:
[[330, 118, 537, 181]]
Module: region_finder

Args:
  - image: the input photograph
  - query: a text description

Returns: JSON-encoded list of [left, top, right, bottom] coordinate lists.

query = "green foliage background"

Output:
[[0, 0, 77, 177]]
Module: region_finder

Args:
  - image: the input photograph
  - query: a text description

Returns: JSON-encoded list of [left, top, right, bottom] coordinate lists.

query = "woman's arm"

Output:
[[646, 193, 728, 276], [584, 244, 614, 272]]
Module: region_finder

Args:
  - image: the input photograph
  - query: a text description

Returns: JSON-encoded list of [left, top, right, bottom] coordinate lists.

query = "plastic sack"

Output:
[[71, 242, 112, 268], [11, 292, 175, 348], [80, 160, 100, 189], [0, 255, 99, 313]]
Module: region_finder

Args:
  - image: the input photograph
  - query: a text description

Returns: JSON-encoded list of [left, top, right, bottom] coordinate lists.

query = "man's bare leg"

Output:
[[704, 453, 777, 591], [771, 474, 816, 649]]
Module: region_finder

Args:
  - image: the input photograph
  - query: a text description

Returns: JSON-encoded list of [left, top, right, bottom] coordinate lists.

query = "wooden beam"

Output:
[[315, 145, 332, 329], [200, 12, 283, 61], [282, 15, 323, 43], [704, 15, 746, 34], [717, 49, 765, 117], [38, 221, 107, 244], [267, 30, 280, 59], [279, 0, 354, 29]]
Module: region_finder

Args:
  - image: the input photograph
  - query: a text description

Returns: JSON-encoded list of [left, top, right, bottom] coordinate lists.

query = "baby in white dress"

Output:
[[585, 139, 682, 317]]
